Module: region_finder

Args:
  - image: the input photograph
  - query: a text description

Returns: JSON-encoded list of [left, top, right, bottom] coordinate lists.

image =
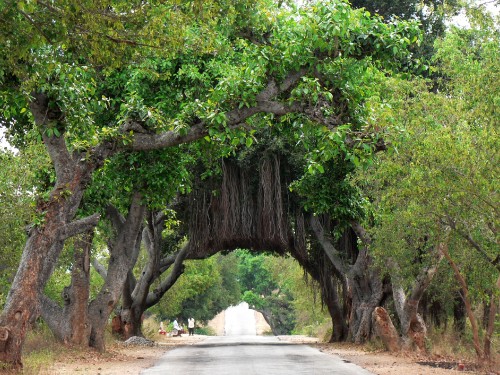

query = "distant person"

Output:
[[158, 321, 166, 335], [173, 318, 182, 336], [188, 317, 195, 336]]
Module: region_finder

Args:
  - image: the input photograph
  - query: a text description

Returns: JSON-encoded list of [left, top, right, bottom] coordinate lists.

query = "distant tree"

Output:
[[179, 253, 241, 324], [238, 250, 296, 335]]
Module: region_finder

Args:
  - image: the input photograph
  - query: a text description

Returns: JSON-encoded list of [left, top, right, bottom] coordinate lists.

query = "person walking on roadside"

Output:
[[188, 317, 195, 336]]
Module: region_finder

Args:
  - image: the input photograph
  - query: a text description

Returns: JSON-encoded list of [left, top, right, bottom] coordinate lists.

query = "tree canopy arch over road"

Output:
[[179, 145, 375, 344], [3, 0, 496, 369]]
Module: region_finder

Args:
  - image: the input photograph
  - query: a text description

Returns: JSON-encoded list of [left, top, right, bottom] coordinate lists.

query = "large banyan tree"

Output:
[[0, 0, 422, 367], [180, 147, 383, 343]]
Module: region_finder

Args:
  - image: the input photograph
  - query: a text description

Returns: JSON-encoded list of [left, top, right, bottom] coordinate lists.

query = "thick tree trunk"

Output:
[[322, 272, 348, 342], [372, 307, 400, 352], [118, 270, 145, 340], [40, 294, 70, 343], [67, 231, 93, 345], [88, 194, 145, 351], [118, 211, 189, 339], [441, 243, 484, 360], [390, 247, 442, 351], [347, 261, 383, 343], [40, 230, 94, 346], [118, 248, 189, 339], [309, 217, 383, 343], [347, 222, 383, 343], [309, 216, 349, 342], [0, 132, 99, 367]]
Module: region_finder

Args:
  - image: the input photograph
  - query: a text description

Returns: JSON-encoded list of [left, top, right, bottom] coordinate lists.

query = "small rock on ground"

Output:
[[123, 336, 156, 347]]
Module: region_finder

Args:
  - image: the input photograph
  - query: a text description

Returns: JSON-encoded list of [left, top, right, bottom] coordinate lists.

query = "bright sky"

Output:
[[0, 126, 16, 152]]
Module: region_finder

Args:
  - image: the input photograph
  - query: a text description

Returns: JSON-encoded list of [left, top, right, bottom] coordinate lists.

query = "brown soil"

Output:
[[41, 314, 497, 375], [43, 335, 206, 374], [41, 335, 498, 375]]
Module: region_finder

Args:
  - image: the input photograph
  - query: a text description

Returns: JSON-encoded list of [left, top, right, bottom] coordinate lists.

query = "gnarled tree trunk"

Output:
[[390, 245, 443, 351], [0, 94, 100, 368], [40, 230, 94, 346], [347, 258, 383, 343], [323, 273, 349, 342], [309, 216, 349, 342], [109, 209, 190, 339], [88, 193, 145, 351], [119, 246, 189, 339], [348, 221, 383, 343], [372, 307, 400, 352]]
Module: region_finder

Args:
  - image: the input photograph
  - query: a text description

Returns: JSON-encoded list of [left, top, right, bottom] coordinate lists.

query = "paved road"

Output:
[[142, 303, 372, 374], [141, 335, 373, 374]]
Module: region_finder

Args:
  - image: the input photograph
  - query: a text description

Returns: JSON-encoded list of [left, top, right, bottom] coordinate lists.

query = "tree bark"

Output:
[[323, 274, 349, 342], [309, 216, 349, 341], [87, 193, 145, 351], [390, 245, 443, 351], [0, 93, 101, 367], [67, 231, 93, 345], [441, 242, 484, 360], [347, 254, 383, 343], [309, 217, 383, 344], [347, 221, 384, 344], [40, 230, 94, 346], [372, 307, 400, 352]]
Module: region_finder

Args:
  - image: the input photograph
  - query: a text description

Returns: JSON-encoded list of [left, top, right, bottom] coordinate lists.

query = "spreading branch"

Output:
[[349, 220, 372, 245], [127, 68, 310, 152], [310, 215, 347, 276], [146, 244, 190, 308], [59, 213, 100, 241], [92, 258, 108, 279]]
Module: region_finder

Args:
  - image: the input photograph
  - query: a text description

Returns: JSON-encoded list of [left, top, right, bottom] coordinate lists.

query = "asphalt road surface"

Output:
[[142, 303, 373, 375]]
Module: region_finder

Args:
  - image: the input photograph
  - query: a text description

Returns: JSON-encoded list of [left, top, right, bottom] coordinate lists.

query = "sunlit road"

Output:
[[142, 303, 373, 375], [224, 302, 257, 335]]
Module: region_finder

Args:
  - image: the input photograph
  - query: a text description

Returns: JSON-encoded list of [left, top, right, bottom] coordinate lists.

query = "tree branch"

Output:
[[29, 93, 74, 182], [58, 213, 100, 241], [310, 215, 347, 276], [145, 244, 190, 308], [106, 204, 125, 233], [159, 252, 179, 273], [350, 220, 372, 245], [127, 68, 310, 152], [92, 258, 107, 279], [443, 216, 500, 272]]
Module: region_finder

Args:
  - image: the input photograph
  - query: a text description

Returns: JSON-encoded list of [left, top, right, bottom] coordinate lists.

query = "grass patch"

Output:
[[195, 326, 216, 336], [19, 322, 61, 374], [22, 349, 55, 375]]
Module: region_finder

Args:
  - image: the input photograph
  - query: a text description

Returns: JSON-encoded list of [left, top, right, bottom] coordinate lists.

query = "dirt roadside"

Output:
[[43, 311, 496, 375], [44, 334, 496, 375]]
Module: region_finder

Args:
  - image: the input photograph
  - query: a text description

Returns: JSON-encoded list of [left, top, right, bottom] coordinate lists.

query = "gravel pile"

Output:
[[122, 336, 157, 347]]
